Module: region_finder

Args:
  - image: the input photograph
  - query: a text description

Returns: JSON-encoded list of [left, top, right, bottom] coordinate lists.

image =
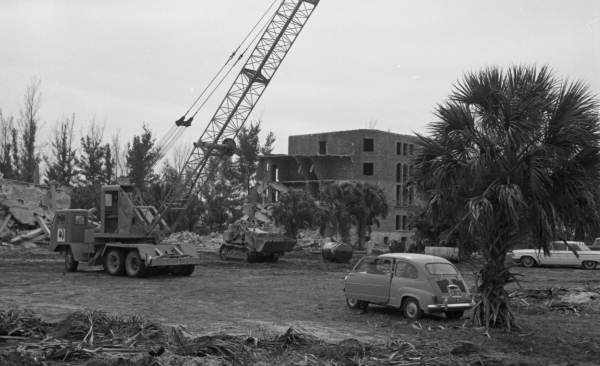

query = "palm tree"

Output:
[[414, 65, 600, 329], [320, 181, 389, 249], [271, 188, 319, 238]]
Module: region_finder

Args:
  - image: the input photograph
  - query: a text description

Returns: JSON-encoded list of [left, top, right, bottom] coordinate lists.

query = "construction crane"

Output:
[[48, 0, 320, 276], [150, 0, 319, 231]]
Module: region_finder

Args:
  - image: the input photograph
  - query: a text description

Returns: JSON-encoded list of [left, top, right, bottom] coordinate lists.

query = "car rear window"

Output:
[[425, 263, 457, 275]]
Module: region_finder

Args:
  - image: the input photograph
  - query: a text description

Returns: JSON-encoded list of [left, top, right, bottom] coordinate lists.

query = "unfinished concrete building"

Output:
[[257, 129, 420, 246]]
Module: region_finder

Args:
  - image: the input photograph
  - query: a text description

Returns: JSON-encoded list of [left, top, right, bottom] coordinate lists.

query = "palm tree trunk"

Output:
[[474, 237, 516, 329]]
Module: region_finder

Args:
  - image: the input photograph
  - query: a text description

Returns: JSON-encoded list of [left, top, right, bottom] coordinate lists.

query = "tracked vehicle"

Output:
[[220, 203, 295, 262]]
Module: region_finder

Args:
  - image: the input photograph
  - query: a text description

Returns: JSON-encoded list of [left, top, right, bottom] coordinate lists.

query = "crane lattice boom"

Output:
[[150, 0, 319, 233]]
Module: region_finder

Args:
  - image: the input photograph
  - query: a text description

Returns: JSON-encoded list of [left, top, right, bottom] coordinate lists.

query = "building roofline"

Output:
[[289, 129, 418, 139]]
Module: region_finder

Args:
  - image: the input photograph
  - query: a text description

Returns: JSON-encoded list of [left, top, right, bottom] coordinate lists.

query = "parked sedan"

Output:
[[511, 241, 600, 270], [343, 253, 473, 320]]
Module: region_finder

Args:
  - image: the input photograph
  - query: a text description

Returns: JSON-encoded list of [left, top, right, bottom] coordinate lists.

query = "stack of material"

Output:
[[0, 177, 70, 247]]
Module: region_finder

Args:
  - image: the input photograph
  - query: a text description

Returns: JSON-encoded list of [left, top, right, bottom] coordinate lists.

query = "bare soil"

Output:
[[1, 246, 599, 365]]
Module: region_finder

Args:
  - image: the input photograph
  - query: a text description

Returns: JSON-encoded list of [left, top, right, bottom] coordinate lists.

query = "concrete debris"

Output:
[[0, 177, 71, 246], [0, 177, 70, 225]]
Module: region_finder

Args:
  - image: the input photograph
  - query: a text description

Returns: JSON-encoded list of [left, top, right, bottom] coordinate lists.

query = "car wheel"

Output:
[[445, 310, 464, 320], [104, 249, 125, 276], [402, 297, 423, 320], [582, 261, 597, 270], [345, 297, 367, 310], [125, 250, 148, 278], [521, 256, 536, 268], [64, 247, 78, 272]]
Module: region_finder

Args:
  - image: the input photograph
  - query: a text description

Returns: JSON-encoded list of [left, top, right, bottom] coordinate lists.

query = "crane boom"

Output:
[[149, 0, 319, 233]]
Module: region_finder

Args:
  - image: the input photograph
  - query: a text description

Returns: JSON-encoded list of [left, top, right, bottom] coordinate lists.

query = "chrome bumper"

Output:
[[427, 302, 474, 311]]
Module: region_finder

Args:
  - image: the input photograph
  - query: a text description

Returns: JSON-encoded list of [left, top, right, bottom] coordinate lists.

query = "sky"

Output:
[[0, 0, 599, 155]]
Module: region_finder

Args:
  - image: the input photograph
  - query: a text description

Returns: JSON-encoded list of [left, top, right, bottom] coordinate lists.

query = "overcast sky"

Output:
[[0, 0, 599, 154]]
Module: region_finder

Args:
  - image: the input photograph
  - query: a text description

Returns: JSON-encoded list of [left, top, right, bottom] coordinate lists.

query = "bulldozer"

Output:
[[49, 183, 200, 277], [220, 201, 296, 262]]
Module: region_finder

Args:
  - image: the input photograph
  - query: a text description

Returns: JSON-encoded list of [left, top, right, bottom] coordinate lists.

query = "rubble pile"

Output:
[[0, 177, 70, 247], [163, 231, 223, 252], [1, 308, 451, 366]]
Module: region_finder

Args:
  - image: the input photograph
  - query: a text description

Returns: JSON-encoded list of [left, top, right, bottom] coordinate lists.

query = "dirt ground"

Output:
[[1, 246, 599, 365]]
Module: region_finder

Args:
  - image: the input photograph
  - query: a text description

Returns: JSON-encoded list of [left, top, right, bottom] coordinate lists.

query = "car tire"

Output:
[[125, 250, 148, 278], [445, 310, 464, 320], [402, 297, 423, 320], [345, 297, 367, 310], [64, 247, 78, 272], [104, 249, 125, 276], [582, 261, 597, 270], [521, 256, 536, 268]]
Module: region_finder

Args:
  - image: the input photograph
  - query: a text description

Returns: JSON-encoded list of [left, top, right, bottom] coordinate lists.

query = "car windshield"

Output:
[[426, 263, 457, 275]]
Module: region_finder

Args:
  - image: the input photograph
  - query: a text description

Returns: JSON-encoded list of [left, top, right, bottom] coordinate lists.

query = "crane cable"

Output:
[[153, 0, 280, 163]]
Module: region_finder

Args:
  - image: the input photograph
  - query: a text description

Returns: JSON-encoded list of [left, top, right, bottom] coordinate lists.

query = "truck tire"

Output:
[[125, 250, 148, 278], [104, 249, 125, 276], [65, 247, 78, 272]]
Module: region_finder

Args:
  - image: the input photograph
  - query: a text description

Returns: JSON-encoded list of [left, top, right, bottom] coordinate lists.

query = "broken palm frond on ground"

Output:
[[0, 177, 71, 247], [508, 286, 600, 314], [1, 309, 164, 364], [0, 309, 516, 366]]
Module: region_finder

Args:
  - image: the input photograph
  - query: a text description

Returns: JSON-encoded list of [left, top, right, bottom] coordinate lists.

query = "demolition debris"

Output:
[[0, 177, 70, 246]]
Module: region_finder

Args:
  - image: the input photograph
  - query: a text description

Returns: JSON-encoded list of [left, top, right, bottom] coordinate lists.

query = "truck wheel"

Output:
[[402, 297, 423, 320], [173, 265, 195, 276], [582, 261, 597, 270], [125, 250, 148, 278], [521, 256, 536, 268], [104, 249, 125, 276], [65, 248, 78, 272]]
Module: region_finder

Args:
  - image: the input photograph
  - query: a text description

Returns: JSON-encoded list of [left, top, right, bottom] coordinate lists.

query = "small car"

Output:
[[343, 253, 473, 320], [511, 241, 600, 270]]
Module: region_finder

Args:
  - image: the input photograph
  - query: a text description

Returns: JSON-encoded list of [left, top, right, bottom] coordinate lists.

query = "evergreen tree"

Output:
[[78, 121, 106, 185], [126, 125, 158, 189], [45, 115, 77, 186], [103, 143, 115, 184]]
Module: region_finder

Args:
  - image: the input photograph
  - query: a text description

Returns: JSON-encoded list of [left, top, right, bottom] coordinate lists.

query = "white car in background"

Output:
[[511, 241, 600, 270]]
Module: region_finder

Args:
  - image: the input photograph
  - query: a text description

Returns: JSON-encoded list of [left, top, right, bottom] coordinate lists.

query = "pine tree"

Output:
[[126, 125, 158, 189], [78, 121, 106, 185], [44, 115, 77, 186]]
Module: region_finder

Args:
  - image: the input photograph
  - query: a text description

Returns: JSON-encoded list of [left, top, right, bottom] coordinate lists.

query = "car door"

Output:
[[345, 257, 392, 304], [388, 260, 424, 307], [549, 242, 570, 266], [536, 243, 556, 265]]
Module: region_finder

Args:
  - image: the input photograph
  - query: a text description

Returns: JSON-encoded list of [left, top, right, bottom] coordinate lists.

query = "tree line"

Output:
[[0, 78, 276, 232]]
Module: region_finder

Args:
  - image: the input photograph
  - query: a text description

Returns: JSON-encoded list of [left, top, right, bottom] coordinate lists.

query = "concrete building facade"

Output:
[[257, 129, 420, 245]]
